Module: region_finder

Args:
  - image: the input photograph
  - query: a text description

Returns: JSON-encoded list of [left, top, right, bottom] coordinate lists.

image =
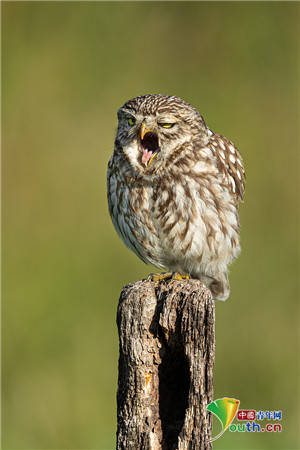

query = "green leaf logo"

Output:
[[206, 397, 240, 441]]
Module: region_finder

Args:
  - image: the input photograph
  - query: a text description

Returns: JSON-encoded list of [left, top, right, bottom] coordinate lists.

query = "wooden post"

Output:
[[116, 279, 215, 450]]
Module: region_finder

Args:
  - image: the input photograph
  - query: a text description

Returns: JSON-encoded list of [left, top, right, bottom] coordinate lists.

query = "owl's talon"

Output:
[[171, 272, 190, 281], [146, 272, 190, 282], [147, 272, 173, 282]]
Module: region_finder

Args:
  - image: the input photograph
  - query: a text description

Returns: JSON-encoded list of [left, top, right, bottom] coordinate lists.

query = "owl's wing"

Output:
[[208, 133, 245, 201]]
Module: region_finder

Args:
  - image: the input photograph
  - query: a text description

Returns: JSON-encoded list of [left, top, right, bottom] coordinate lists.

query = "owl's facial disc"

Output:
[[140, 127, 160, 167]]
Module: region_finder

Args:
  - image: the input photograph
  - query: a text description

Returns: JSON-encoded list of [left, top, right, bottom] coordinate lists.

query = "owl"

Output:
[[107, 94, 245, 301]]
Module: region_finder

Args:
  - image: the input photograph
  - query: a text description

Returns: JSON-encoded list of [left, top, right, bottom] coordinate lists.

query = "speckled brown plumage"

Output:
[[107, 94, 245, 300]]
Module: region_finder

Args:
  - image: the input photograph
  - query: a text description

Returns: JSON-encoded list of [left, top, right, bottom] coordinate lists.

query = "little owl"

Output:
[[107, 94, 245, 300]]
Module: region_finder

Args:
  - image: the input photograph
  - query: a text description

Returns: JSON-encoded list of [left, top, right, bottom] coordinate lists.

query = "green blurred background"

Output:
[[2, 2, 299, 449]]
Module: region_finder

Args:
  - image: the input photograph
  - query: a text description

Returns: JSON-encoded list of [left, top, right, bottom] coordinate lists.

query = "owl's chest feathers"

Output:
[[111, 161, 240, 270]]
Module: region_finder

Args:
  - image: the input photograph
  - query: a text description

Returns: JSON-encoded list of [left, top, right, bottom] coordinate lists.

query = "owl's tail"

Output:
[[198, 272, 230, 301]]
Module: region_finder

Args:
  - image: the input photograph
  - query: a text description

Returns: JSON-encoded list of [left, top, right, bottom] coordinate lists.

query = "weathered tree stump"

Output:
[[116, 279, 215, 450]]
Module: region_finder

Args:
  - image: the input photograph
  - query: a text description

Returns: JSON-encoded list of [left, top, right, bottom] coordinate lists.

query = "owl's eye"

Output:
[[159, 123, 175, 129], [128, 117, 136, 126]]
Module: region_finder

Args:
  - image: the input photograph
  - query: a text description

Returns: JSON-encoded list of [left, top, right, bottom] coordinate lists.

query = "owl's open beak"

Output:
[[140, 123, 160, 167]]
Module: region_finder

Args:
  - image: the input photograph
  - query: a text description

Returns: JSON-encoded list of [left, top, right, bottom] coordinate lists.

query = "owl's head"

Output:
[[115, 94, 209, 176]]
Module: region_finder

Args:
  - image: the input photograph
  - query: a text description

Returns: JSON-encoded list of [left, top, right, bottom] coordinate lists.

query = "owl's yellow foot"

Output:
[[147, 272, 173, 282], [172, 272, 190, 281], [147, 272, 190, 282]]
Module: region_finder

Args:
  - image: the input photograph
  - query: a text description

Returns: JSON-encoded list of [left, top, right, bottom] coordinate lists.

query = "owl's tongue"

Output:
[[142, 149, 154, 165]]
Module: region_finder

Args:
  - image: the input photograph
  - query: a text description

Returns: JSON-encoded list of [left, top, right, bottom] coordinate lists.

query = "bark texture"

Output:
[[116, 279, 215, 450]]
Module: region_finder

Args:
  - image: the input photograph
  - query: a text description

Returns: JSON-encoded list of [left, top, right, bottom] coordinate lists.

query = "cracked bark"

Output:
[[116, 279, 215, 450]]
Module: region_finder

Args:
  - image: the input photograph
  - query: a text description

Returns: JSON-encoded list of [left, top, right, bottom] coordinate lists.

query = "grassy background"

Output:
[[2, 2, 299, 449]]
